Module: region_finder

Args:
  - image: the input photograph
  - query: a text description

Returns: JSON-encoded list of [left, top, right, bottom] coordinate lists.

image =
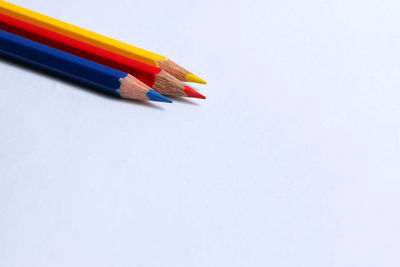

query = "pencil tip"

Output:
[[147, 90, 173, 103], [185, 74, 207, 84], [184, 86, 206, 99]]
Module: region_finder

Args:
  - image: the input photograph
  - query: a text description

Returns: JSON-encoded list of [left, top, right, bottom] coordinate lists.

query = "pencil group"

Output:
[[0, 0, 207, 103]]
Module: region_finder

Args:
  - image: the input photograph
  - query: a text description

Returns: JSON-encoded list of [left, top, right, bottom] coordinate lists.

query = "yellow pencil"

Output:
[[0, 0, 206, 84]]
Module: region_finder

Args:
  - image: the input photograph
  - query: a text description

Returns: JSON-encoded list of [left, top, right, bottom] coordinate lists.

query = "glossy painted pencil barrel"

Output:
[[0, 0, 206, 83], [0, 13, 205, 99], [0, 13, 159, 83], [0, 30, 171, 102], [0, 1, 162, 65], [0, 14, 205, 99]]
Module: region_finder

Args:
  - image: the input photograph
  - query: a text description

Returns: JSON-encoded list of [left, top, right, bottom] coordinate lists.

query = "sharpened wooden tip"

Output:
[[153, 70, 187, 96], [157, 59, 206, 84], [118, 74, 171, 102]]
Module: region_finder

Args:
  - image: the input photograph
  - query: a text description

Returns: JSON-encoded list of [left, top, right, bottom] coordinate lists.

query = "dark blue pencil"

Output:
[[0, 29, 172, 103]]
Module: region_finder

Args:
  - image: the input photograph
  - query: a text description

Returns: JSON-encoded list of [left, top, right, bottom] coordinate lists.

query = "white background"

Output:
[[1, 0, 400, 266]]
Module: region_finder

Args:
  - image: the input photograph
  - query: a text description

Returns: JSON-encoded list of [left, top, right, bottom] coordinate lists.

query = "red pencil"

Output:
[[0, 13, 205, 99]]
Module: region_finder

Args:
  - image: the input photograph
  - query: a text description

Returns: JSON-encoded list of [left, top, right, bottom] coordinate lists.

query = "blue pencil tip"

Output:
[[147, 90, 172, 103]]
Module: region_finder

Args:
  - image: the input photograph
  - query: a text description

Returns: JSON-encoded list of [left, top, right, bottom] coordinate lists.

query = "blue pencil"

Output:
[[0, 29, 172, 103]]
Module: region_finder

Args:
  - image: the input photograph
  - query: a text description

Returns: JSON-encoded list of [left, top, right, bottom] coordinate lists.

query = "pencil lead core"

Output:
[[147, 90, 173, 103], [185, 74, 207, 84], [184, 86, 206, 99]]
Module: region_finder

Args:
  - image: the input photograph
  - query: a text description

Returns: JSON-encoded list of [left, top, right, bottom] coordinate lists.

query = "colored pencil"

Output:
[[0, 0, 207, 84], [0, 13, 205, 99], [0, 30, 172, 103]]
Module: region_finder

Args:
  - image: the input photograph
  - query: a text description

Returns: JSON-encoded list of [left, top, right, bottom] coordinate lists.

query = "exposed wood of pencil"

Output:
[[154, 70, 206, 99], [119, 74, 150, 101], [157, 60, 189, 82], [157, 59, 207, 84], [154, 70, 187, 96], [154, 71, 204, 98]]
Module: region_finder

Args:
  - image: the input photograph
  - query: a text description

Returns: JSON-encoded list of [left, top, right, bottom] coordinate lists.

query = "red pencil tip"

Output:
[[184, 86, 206, 99]]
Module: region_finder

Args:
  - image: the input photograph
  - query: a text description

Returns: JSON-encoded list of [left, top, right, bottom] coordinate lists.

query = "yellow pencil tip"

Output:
[[185, 74, 207, 84]]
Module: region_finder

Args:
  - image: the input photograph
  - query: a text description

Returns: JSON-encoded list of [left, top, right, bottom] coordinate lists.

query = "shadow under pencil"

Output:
[[168, 96, 200, 106]]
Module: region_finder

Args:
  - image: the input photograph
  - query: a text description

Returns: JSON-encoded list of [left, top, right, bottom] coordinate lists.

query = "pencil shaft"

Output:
[[0, 29, 125, 96], [0, 13, 159, 87], [0, 0, 165, 67], [0, 0, 206, 84]]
